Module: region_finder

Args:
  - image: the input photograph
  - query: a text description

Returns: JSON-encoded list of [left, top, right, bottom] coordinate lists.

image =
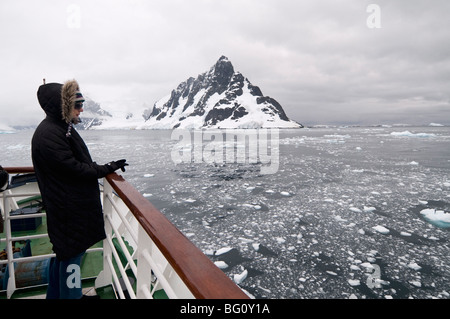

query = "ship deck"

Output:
[[1, 167, 248, 300]]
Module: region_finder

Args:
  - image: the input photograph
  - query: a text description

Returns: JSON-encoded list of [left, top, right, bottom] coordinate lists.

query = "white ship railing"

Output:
[[95, 176, 193, 298]]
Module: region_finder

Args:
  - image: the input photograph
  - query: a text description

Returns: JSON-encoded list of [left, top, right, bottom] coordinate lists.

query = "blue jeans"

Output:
[[46, 252, 84, 299]]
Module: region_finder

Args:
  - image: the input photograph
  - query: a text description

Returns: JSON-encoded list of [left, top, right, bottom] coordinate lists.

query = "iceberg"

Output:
[[0, 123, 15, 133], [420, 208, 450, 228]]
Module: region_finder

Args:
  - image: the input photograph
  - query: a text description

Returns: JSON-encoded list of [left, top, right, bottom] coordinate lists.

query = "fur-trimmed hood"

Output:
[[37, 79, 83, 124], [61, 79, 83, 124]]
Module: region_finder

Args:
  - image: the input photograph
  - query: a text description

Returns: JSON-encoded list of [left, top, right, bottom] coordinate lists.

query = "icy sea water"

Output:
[[1, 126, 450, 299]]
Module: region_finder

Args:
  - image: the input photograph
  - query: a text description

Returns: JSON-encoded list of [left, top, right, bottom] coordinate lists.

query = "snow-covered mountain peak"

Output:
[[141, 56, 302, 129]]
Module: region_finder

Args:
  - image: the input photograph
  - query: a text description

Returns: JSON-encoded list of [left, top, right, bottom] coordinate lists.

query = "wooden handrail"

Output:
[[3, 167, 35, 174], [105, 172, 249, 299]]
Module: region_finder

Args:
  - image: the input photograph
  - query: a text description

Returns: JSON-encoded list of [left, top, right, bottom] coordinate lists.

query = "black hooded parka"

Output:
[[31, 81, 112, 260]]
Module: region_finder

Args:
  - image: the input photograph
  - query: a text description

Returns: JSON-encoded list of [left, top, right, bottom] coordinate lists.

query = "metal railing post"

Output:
[[136, 224, 154, 298], [3, 190, 17, 299], [94, 178, 113, 289]]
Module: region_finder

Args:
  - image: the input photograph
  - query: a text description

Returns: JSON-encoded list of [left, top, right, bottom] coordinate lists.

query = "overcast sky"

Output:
[[1, 0, 449, 128]]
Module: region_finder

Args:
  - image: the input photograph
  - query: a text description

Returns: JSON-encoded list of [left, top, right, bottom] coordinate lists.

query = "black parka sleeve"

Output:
[[35, 124, 112, 179]]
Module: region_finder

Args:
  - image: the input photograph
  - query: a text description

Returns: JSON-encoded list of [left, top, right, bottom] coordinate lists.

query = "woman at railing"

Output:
[[31, 79, 128, 299]]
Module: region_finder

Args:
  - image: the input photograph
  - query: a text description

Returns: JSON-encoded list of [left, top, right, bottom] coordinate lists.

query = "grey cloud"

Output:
[[1, 0, 449, 127]]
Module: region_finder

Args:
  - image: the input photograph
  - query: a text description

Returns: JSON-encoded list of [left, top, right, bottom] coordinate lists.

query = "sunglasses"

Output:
[[75, 102, 84, 110]]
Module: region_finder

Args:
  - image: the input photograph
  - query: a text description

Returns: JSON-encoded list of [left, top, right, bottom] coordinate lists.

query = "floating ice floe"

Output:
[[372, 225, 390, 234], [215, 247, 233, 256], [202, 220, 210, 227], [238, 237, 254, 244], [407, 262, 422, 271], [214, 261, 229, 269], [390, 131, 436, 138], [360, 262, 375, 270], [348, 279, 361, 286], [326, 271, 338, 276], [242, 203, 261, 210], [350, 265, 361, 271], [363, 206, 376, 212], [349, 207, 362, 213], [234, 269, 248, 284], [334, 215, 347, 222], [420, 209, 450, 228], [400, 231, 412, 237], [324, 134, 351, 139], [143, 173, 154, 177]]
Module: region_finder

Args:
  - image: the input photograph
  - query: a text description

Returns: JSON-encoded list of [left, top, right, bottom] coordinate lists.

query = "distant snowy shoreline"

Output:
[[1, 122, 448, 134]]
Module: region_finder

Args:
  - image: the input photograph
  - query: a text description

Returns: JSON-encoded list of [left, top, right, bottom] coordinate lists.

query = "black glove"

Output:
[[108, 159, 129, 172]]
